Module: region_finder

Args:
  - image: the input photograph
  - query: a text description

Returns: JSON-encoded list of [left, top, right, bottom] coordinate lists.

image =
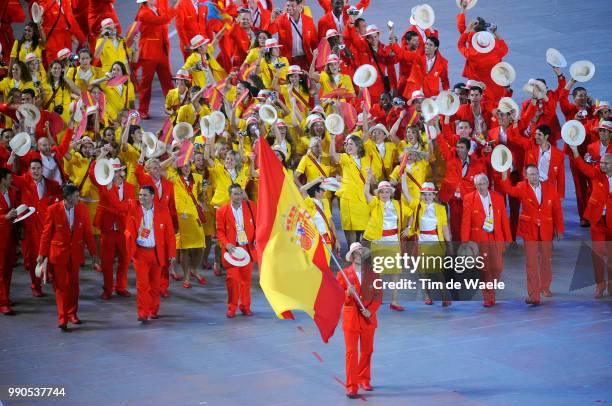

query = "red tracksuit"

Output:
[[0, 186, 18, 312], [39, 0, 86, 65]]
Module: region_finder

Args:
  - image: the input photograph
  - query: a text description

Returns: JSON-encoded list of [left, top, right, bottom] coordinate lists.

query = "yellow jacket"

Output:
[[95, 37, 132, 73], [181, 45, 227, 89], [408, 201, 447, 241], [363, 197, 411, 241], [102, 81, 135, 123], [364, 140, 398, 182]]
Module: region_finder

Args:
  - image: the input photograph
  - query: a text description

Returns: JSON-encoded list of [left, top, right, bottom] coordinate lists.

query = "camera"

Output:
[[69, 53, 79, 63], [577, 110, 588, 119], [54, 105, 64, 115], [392, 97, 406, 106], [103, 31, 111, 37], [338, 44, 346, 50], [269, 91, 278, 101], [238, 130, 247, 137], [273, 61, 286, 69], [347, 8, 360, 16]]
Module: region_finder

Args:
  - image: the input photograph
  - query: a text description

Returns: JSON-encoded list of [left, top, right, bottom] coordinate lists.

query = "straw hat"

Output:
[[320, 177, 340, 192], [569, 60, 595, 83], [411, 4, 435, 30], [306, 113, 324, 128], [17, 103, 41, 127], [436, 90, 460, 116], [471, 31, 495, 53], [375, 180, 395, 193], [356, 111, 372, 126], [209, 111, 226, 135], [561, 120, 586, 146], [264, 38, 282, 49], [362, 24, 380, 37], [31, 3, 43, 24], [353, 64, 377, 88], [522, 79, 547, 99], [56, 48, 71, 60], [466, 79, 486, 91], [110, 157, 125, 171], [287, 65, 303, 75], [326, 53, 340, 65], [346, 6, 363, 18], [325, 113, 344, 135], [94, 158, 115, 186], [190, 34, 210, 50], [172, 122, 194, 141], [455, 0, 478, 10], [224, 247, 251, 267], [490, 144, 513, 172], [101, 18, 115, 29], [409, 90, 426, 104], [546, 48, 567, 68], [259, 104, 278, 124], [345, 242, 365, 262], [490, 62, 516, 86], [141, 132, 157, 157], [498, 97, 520, 118], [12, 203, 36, 223], [35, 257, 47, 279], [9, 132, 31, 156], [598, 121, 612, 132], [325, 29, 340, 39], [200, 115, 214, 139], [25, 53, 38, 63], [594, 101, 610, 115], [421, 98, 439, 122], [420, 182, 437, 193], [369, 123, 389, 138], [172, 69, 192, 81]]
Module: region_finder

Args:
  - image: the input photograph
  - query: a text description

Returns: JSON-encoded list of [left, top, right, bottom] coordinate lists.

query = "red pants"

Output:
[[100, 230, 129, 294], [226, 264, 252, 312], [448, 198, 463, 242], [138, 58, 174, 115], [478, 238, 504, 303], [343, 327, 375, 392], [51, 259, 81, 325], [524, 239, 553, 302], [591, 220, 612, 286], [569, 159, 590, 220], [22, 226, 42, 290], [160, 264, 170, 295], [0, 238, 16, 308], [133, 246, 161, 318]]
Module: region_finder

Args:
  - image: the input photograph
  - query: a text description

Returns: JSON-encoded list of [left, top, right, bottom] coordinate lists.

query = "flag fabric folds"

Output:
[[256, 140, 344, 343]]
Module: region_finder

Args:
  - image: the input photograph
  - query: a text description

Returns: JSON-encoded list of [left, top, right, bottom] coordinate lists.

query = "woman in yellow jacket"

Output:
[[242, 30, 271, 67], [405, 181, 452, 307], [273, 65, 314, 135], [389, 147, 430, 213], [25, 53, 46, 86], [10, 22, 46, 65], [165, 70, 192, 122], [362, 119, 400, 183], [363, 175, 412, 311], [204, 141, 250, 209], [94, 18, 139, 73], [258, 38, 289, 90], [309, 51, 355, 114], [91, 62, 136, 124], [165, 163, 207, 289], [66, 49, 103, 92], [40, 60, 76, 124], [0, 61, 36, 101], [330, 133, 371, 247], [182, 32, 226, 90], [193, 151, 216, 272]]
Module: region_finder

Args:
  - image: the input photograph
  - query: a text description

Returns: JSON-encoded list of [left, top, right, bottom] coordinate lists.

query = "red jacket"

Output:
[[216, 200, 257, 268], [269, 12, 318, 64], [571, 155, 612, 228], [39, 201, 96, 265], [136, 3, 176, 60], [453, 101, 494, 132], [134, 164, 178, 230], [89, 162, 137, 232], [10, 173, 62, 233], [175, 0, 208, 56], [0, 185, 18, 254], [316, 0, 371, 42], [124, 202, 176, 266], [88, 0, 121, 38], [499, 179, 563, 241], [587, 140, 612, 162], [336, 265, 381, 332], [0, 0, 25, 65], [22, 128, 74, 181], [395, 45, 448, 98], [457, 30, 507, 89], [224, 23, 252, 69], [39, 0, 87, 44], [461, 190, 512, 243]]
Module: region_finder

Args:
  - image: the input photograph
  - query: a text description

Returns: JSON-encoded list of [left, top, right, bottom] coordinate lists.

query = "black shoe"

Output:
[[58, 324, 70, 332]]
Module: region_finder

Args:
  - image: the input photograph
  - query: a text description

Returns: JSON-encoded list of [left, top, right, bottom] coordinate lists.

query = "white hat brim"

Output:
[[224, 247, 251, 267], [490, 145, 513, 172], [13, 206, 36, 223]]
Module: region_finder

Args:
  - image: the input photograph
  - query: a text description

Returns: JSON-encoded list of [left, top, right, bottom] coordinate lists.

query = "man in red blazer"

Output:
[[216, 184, 257, 318], [316, 0, 370, 41], [0, 0, 25, 67], [135, 158, 178, 296], [136, 0, 177, 119], [124, 185, 176, 322], [38, 184, 97, 331], [461, 174, 512, 307], [0, 168, 19, 315], [453, 82, 494, 136], [8, 157, 62, 297], [246, 0, 272, 31], [400, 36, 449, 99], [175, 0, 208, 60], [269, 0, 318, 70], [337, 242, 381, 399], [39, 0, 87, 65], [223, 9, 255, 69], [90, 151, 137, 300], [569, 147, 612, 298], [500, 165, 564, 305], [586, 121, 612, 163]]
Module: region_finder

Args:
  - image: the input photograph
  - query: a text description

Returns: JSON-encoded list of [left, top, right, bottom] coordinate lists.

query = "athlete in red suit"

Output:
[[586, 122, 612, 162], [0, 168, 19, 315], [135, 0, 177, 119], [38, 184, 97, 330], [216, 184, 257, 318], [499, 165, 564, 305], [223, 10, 255, 70], [39, 0, 86, 65], [398, 36, 449, 99], [569, 147, 612, 298], [461, 174, 512, 307], [316, 0, 369, 41], [8, 157, 62, 297], [87, 0, 121, 51], [175, 0, 208, 60], [337, 243, 381, 399], [89, 152, 137, 300], [269, 0, 318, 70], [124, 185, 176, 322], [0, 1, 25, 67]]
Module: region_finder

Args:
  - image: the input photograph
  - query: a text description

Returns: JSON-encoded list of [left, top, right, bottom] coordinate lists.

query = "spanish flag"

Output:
[[256, 140, 344, 343]]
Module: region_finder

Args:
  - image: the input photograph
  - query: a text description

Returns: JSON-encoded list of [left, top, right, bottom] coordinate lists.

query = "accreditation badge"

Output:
[[140, 228, 151, 239], [482, 217, 494, 233], [237, 230, 248, 246]]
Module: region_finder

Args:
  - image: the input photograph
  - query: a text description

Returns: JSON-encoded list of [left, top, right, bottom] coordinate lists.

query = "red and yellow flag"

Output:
[[256, 140, 344, 343]]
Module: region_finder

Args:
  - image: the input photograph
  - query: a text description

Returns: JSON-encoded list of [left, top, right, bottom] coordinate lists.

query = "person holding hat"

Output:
[[309, 50, 355, 113], [25, 121, 76, 185], [317, 0, 370, 41], [181, 31, 227, 90], [223, 9, 256, 70], [87, 1, 122, 52], [10, 21, 46, 66], [0, 167, 20, 315], [216, 183, 257, 318], [519, 74, 565, 144], [165, 69, 192, 121], [94, 18, 139, 74], [89, 146, 137, 300], [38, 0, 86, 65], [257, 38, 289, 89], [330, 133, 371, 247], [269, 0, 318, 70], [453, 81, 494, 137], [297, 112, 329, 157], [461, 173, 511, 307], [294, 137, 334, 196], [405, 181, 453, 306], [500, 164, 564, 305], [389, 145, 430, 211], [91, 61, 137, 123], [38, 184, 97, 330], [568, 147, 612, 298], [203, 139, 251, 209], [273, 64, 313, 131], [362, 119, 399, 183], [176, 85, 212, 128], [337, 241, 382, 398]]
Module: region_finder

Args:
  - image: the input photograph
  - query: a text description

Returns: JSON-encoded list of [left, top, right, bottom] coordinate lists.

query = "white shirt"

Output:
[[351, 155, 362, 170], [530, 183, 542, 205], [289, 15, 305, 57], [232, 204, 244, 232], [332, 12, 343, 32], [538, 145, 551, 182], [41, 154, 61, 184], [382, 200, 398, 231], [601, 143, 607, 159], [228, 168, 238, 182], [461, 157, 469, 177], [36, 179, 45, 200], [426, 55, 435, 73], [312, 199, 328, 235], [65, 205, 74, 229], [355, 266, 362, 284], [117, 182, 124, 201], [155, 179, 162, 199], [479, 192, 491, 215], [78, 68, 93, 82], [376, 142, 386, 158], [419, 203, 439, 242], [116, 84, 124, 95], [137, 206, 156, 247], [499, 127, 507, 144]]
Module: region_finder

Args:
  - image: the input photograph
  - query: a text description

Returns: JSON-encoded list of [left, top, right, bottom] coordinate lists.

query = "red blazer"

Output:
[[11, 174, 62, 233], [134, 164, 178, 229], [0, 186, 18, 253], [124, 202, 176, 266], [402, 24, 438, 54], [316, 0, 371, 42], [225, 24, 252, 68], [40, 0, 87, 45], [457, 31, 508, 90], [88, 0, 121, 38], [89, 162, 137, 232], [461, 190, 512, 243], [0, 0, 25, 65], [437, 128, 487, 203], [453, 101, 494, 132], [216, 200, 257, 268], [269, 12, 318, 64], [336, 265, 381, 332], [250, 3, 272, 31], [571, 155, 612, 228], [399, 48, 449, 98], [136, 4, 176, 60], [175, 0, 208, 55], [39, 201, 96, 266], [587, 140, 612, 162], [499, 179, 563, 241], [22, 128, 73, 181]]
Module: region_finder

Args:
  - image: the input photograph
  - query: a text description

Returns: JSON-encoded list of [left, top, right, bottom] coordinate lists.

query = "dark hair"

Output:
[[228, 183, 242, 195], [128, 125, 142, 145], [21, 88, 35, 98], [62, 184, 79, 199], [0, 128, 13, 138], [572, 86, 587, 97], [345, 134, 365, 158], [454, 82, 467, 91], [111, 61, 128, 75], [11, 61, 32, 82], [404, 31, 418, 42], [78, 48, 93, 58], [355, 17, 365, 26], [252, 30, 271, 49], [7, 88, 21, 102], [17, 22, 41, 58], [46, 60, 67, 89], [469, 86, 484, 95], [457, 138, 471, 150], [30, 158, 43, 167], [426, 36, 439, 48], [536, 78, 547, 87], [141, 185, 155, 195], [536, 124, 551, 137], [0, 167, 11, 182], [306, 183, 322, 197]]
